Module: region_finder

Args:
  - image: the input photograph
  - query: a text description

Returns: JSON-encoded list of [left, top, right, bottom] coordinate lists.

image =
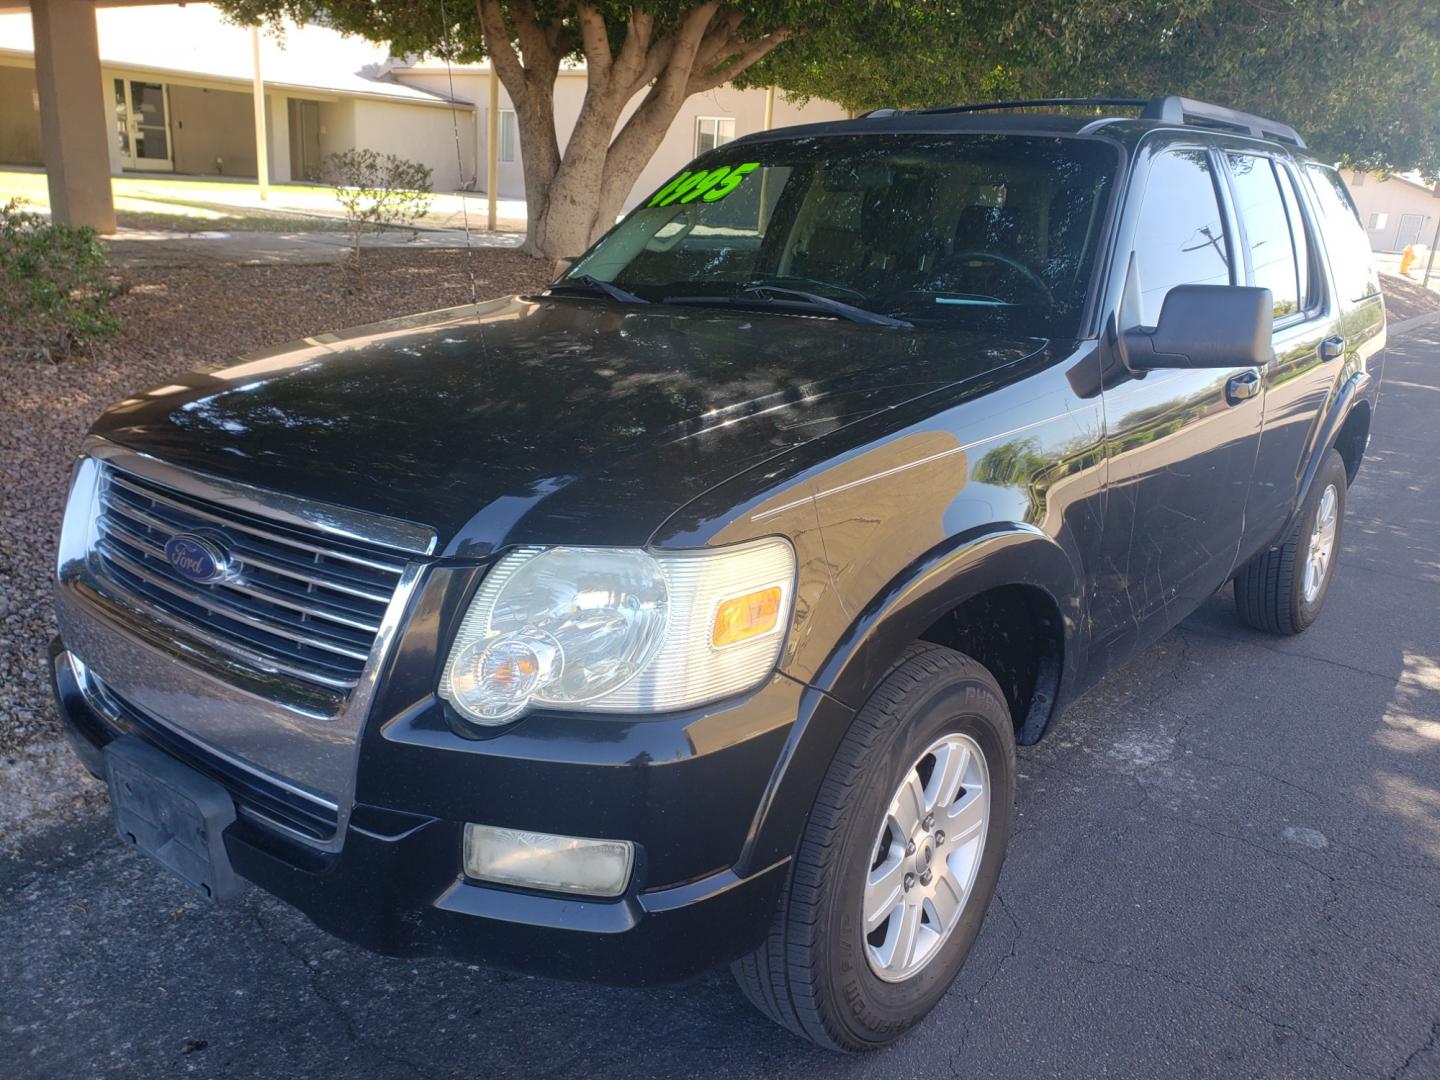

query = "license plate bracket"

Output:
[[104, 734, 245, 903]]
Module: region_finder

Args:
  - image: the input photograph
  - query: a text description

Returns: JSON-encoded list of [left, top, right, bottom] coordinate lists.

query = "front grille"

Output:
[[92, 464, 408, 692]]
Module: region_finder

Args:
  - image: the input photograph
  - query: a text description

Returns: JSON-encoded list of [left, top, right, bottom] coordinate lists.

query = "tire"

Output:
[[1234, 448, 1348, 635], [731, 643, 1016, 1051]]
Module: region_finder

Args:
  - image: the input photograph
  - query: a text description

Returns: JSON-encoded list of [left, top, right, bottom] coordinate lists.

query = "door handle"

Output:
[[1318, 335, 1345, 361], [1225, 370, 1261, 405]]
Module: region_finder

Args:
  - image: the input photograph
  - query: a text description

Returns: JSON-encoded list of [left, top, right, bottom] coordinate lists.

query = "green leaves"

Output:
[[217, 1, 1440, 180], [0, 199, 118, 358]]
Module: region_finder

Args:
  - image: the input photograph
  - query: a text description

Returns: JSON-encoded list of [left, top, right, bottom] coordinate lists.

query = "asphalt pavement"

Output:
[[4, 325, 1439, 1079]]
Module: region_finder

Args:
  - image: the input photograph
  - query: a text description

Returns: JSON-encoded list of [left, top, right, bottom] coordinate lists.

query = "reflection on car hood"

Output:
[[91, 296, 1046, 554]]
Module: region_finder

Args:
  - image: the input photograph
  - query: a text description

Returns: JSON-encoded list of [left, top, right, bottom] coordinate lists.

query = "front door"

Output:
[[114, 79, 173, 172], [1394, 212, 1426, 251], [1088, 142, 1265, 669]]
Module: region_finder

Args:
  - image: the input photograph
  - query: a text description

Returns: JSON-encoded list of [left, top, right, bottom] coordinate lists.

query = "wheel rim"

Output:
[[1303, 483, 1339, 604], [862, 732, 991, 982]]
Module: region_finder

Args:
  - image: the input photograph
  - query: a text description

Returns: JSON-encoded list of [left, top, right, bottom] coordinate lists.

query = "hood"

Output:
[[92, 296, 1046, 555]]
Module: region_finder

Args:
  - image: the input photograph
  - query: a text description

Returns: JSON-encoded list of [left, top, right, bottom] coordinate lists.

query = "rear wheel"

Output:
[[1234, 448, 1348, 634], [731, 643, 1015, 1051]]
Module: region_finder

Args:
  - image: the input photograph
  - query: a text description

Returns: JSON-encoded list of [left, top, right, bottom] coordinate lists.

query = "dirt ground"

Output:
[[1380, 271, 1440, 322], [0, 248, 553, 766]]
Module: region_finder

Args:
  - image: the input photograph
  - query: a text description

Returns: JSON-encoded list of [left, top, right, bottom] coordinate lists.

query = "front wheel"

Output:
[[731, 643, 1015, 1051], [1234, 448, 1348, 634]]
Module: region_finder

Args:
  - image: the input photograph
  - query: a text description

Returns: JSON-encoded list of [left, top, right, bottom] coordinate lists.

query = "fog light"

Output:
[[462, 823, 634, 898]]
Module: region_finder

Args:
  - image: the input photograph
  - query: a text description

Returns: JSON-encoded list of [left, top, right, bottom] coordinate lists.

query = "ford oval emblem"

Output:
[[164, 533, 231, 584]]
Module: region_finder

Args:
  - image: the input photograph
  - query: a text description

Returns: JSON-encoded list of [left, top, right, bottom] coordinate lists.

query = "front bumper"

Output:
[[50, 636, 816, 985]]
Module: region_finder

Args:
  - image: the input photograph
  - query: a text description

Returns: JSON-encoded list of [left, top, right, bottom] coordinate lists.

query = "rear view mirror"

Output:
[[1122, 284, 1272, 370]]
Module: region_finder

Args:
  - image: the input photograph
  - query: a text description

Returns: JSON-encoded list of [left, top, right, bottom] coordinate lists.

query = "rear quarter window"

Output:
[[1303, 164, 1382, 306]]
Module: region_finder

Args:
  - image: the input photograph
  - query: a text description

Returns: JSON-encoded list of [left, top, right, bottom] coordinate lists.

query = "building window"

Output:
[[1369, 212, 1388, 231], [498, 109, 517, 163], [1351, 170, 1365, 186], [695, 116, 736, 155]]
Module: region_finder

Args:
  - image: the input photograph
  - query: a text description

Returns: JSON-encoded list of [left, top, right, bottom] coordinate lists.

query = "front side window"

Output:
[[1129, 149, 1232, 326], [564, 135, 1118, 337], [1226, 154, 1301, 319]]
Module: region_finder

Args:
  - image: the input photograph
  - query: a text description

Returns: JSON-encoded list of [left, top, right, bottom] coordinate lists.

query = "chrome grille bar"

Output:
[[91, 462, 412, 691]]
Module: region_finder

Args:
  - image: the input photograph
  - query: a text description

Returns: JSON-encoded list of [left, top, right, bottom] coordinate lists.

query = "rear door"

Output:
[[1219, 150, 1342, 559]]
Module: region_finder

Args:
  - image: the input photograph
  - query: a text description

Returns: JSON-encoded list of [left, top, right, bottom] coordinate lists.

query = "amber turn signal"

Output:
[[712, 586, 784, 648]]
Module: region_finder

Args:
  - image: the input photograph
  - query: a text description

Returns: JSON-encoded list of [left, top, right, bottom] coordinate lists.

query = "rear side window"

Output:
[[1303, 164, 1382, 305], [1130, 150, 1232, 325], [1225, 154, 1300, 319]]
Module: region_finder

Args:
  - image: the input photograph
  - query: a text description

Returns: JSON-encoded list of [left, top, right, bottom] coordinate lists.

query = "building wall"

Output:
[[0, 63, 43, 166], [168, 84, 256, 177], [1344, 170, 1440, 253], [350, 97, 476, 192]]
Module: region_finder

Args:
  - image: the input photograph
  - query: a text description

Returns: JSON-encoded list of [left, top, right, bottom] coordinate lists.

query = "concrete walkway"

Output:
[[104, 226, 524, 268]]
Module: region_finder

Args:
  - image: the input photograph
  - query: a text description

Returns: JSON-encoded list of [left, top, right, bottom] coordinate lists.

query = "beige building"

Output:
[[396, 59, 849, 211], [0, 2, 848, 217], [1343, 169, 1440, 253]]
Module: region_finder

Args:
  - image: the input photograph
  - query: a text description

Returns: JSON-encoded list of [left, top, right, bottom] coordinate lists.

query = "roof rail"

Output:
[[885, 94, 1306, 149], [909, 97, 1149, 117], [1140, 96, 1305, 148]]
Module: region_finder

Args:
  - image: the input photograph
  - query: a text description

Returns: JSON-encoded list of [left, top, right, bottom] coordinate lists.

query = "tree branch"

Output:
[[688, 28, 794, 94]]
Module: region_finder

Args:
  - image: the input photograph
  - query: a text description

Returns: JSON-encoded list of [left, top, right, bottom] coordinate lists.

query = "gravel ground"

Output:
[[0, 248, 552, 785]]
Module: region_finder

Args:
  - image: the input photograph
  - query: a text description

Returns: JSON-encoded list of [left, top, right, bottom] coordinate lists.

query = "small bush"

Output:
[[0, 199, 118, 358], [324, 149, 435, 287]]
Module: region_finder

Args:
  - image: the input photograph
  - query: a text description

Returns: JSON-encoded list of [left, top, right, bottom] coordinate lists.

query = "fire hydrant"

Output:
[[1400, 244, 1418, 276]]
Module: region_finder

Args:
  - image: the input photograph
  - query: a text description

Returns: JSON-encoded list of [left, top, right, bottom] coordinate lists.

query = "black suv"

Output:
[[51, 96, 1384, 1050]]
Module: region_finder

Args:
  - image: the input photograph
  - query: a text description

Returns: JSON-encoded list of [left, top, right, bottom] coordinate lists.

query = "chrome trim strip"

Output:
[[107, 472, 411, 574], [96, 540, 374, 663], [85, 435, 438, 557], [102, 498, 394, 602], [98, 517, 384, 633]]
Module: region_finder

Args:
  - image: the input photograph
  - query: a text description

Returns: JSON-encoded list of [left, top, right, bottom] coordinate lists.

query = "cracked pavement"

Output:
[[4, 327, 1440, 1078]]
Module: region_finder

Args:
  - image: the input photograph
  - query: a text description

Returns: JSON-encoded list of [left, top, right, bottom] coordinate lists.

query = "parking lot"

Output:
[[4, 322, 1439, 1079]]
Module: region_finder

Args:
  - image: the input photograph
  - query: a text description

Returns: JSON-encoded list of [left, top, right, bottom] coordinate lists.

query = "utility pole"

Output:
[[1424, 183, 1440, 290]]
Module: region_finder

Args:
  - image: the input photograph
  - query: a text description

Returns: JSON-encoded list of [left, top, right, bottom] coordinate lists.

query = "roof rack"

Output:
[[1140, 95, 1306, 148], [891, 95, 1306, 149]]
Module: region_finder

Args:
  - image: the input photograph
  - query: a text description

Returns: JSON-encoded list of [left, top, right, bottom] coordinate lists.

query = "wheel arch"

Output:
[[736, 523, 1082, 875]]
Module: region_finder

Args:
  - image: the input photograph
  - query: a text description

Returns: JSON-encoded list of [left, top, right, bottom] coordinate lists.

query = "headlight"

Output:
[[439, 538, 795, 725]]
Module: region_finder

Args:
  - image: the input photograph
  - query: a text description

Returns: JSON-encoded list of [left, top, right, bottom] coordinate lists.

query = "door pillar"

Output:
[[31, 0, 115, 232]]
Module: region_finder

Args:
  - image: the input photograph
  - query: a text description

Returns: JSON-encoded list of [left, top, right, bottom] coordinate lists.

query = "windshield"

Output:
[[562, 134, 1118, 337]]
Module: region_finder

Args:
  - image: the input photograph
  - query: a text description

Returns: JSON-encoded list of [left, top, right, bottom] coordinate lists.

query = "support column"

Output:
[[486, 66, 499, 231], [31, 0, 115, 232], [250, 25, 269, 198]]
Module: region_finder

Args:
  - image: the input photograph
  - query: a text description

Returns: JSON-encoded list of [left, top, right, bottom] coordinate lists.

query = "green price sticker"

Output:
[[647, 162, 761, 207]]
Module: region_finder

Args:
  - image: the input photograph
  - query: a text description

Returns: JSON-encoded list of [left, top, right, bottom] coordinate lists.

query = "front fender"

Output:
[[735, 523, 1082, 876]]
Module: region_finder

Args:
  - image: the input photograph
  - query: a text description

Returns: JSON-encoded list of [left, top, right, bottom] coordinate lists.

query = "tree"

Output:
[[324, 149, 435, 288], [221, 1, 1440, 260]]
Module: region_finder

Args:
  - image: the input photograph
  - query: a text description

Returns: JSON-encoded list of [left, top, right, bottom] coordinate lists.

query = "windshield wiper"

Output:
[[548, 274, 649, 305], [662, 284, 912, 328]]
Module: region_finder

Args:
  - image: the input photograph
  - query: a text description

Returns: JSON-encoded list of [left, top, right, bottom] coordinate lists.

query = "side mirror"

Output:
[[1122, 284, 1273, 370]]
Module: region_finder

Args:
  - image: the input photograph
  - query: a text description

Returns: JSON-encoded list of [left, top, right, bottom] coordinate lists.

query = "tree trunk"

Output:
[[478, 1, 792, 260]]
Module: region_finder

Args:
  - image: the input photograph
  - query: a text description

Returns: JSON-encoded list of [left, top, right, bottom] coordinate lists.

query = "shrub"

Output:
[[0, 199, 118, 358], [324, 149, 435, 287]]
